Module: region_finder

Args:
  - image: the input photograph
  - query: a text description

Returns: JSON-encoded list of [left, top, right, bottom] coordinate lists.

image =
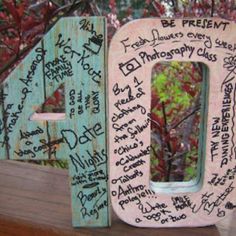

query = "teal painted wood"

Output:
[[0, 17, 109, 227]]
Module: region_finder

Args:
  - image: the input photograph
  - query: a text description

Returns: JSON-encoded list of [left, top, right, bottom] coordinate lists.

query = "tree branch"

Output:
[[0, 40, 15, 52], [211, 0, 215, 17], [171, 106, 200, 130], [161, 102, 173, 182]]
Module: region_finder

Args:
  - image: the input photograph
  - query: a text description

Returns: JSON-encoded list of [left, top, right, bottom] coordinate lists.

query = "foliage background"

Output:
[[151, 61, 203, 182], [0, 0, 235, 178]]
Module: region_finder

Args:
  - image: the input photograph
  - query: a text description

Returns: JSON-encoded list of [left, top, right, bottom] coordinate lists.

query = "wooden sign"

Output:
[[0, 17, 109, 227], [109, 18, 236, 227]]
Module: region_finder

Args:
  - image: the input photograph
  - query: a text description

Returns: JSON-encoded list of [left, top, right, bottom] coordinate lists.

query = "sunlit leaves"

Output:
[[151, 61, 203, 182]]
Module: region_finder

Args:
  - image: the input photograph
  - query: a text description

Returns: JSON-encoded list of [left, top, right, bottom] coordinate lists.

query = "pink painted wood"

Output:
[[109, 18, 236, 227]]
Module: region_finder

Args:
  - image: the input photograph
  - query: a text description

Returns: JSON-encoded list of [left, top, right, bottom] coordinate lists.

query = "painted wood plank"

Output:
[[0, 17, 109, 227], [108, 18, 236, 227], [1, 160, 232, 235]]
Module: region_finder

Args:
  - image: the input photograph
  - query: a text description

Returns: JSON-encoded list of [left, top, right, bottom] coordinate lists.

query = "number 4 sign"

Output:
[[0, 17, 109, 227], [109, 18, 236, 227]]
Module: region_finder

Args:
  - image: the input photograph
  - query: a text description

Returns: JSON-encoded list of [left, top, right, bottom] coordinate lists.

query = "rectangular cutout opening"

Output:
[[30, 84, 65, 121], [150, 61, 208, 192]]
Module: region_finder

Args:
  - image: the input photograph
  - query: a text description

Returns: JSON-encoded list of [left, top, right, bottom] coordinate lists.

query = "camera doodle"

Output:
[[119, 58, 142, 77]]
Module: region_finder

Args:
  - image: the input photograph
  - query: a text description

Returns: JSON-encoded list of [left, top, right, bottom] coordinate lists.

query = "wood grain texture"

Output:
[[0, 160, 235, 236], [109, 18, 236, 227], [0, 17, 109, 227]]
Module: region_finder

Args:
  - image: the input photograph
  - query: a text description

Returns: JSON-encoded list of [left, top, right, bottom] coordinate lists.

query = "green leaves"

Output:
[[151, 61, 203, 182], [153, 73, 168, 102], [152, 63, 192, 108]]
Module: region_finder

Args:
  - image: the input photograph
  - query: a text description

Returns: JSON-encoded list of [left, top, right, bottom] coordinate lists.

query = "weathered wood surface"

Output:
[[0, 160, 234, 236], [109, 18, 236, 227], [0, 17, 109, 227]]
